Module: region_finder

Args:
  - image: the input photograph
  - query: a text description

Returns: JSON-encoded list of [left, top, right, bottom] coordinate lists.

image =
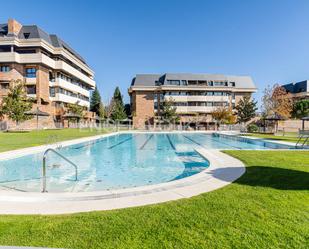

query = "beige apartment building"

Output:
[[0, 19, 96, 129], [129, 73, 257, 129]]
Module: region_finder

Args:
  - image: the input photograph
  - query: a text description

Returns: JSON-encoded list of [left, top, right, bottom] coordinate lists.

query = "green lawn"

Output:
[[0, 150, 308, 249], [0, 129, 111, 152], [245, 133, 306, 143]]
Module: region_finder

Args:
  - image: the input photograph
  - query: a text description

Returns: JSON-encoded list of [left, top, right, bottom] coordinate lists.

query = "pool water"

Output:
[[0, 133, 293, 192]]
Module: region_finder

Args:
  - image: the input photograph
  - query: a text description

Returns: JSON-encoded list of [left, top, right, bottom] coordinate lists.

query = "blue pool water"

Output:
[[0, 133, 294, 192]]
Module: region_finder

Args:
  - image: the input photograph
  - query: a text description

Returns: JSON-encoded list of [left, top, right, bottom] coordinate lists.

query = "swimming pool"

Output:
[[0, 132, 294, 193]]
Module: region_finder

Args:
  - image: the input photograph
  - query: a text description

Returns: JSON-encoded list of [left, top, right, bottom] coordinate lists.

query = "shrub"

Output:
[[247, 123, 259, 133]]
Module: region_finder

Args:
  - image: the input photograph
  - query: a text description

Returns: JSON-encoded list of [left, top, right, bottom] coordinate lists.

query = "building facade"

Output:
[[0, 19, 96, 129], [129, 73, 257, 129], [281, 80, 309, 100]]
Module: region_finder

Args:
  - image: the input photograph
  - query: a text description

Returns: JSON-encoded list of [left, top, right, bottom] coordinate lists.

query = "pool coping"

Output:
[[0, 130, 305, 214], [0, 131, 247, 214]]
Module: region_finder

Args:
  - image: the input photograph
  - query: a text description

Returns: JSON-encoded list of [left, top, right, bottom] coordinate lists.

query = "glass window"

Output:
[[0, 82, 9, 89], [214, 92, 223, 96], [166, 80, 180, 85], [26, 85, 36, 95], [25, 68, 36, 78], [23, 33, 30, 39], [49, 87, 56, 97], [0, 66, 10, 72]]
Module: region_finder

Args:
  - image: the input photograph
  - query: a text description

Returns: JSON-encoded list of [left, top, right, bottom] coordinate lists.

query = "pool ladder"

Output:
[[42, 148, 78, 193], [295, 130, 309, 149]]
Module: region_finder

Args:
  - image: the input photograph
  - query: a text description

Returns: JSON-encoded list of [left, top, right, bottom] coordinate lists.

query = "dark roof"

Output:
[[0, 24, 8, 35], [131, 73, 256, 89], [0, 22, 86, 64], [282, 80, 308, 94]]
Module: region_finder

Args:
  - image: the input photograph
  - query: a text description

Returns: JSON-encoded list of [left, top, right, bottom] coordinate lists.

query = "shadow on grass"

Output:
[[210, 166, 309, 190]]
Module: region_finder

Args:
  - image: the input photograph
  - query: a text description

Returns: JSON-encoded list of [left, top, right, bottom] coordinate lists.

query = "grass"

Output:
[[0, 128, 111, 152], [0, 150, 308, 248], [245, 132, 306, 143]]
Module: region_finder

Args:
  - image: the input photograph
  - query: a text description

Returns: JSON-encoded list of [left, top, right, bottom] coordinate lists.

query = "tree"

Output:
[[0, 80, 33, 126], [110, 87, 127, 121], [124, 104, 131, 117], [67, 101, 85, 123], [292, 99, 309, 118], [98, 102, 105, 119], [113, 87, 124, 106], [211, 106, 235, 124], [161, 98, 179, 123], [261, 84, 293, 119], [272, 85, 293, 119], [235, 96, 257, 123], [261, 85, 275, 117], [90, 86, 104, 117]]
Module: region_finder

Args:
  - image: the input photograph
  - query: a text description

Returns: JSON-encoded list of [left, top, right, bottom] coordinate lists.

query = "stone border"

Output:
[[0, 139, 246, 214]]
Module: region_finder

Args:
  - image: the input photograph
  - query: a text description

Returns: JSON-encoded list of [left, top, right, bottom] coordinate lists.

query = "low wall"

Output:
[[278, 119, 309, 132]]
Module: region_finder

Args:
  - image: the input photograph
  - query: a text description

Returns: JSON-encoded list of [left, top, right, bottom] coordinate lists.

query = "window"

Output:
[[26, 85, 36, 95], [206, 92, 213, 96], [214, 81, 227, 87], [0, 82, 9, 89], [188, 80, 198, 85], [0, 65, 10, 72], [214, 92, 223, 96], [198, 80, 207, 85], [49, 87, 56, 97], [23, 33, 30, 39], [229, 82, 235, 87], [181, 80, 187, 85], [25, 68, 36, 78], [166, 80, 180, 85]]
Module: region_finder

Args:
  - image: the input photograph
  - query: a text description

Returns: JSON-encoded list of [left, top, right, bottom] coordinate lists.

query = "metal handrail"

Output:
[[42, 148, 78, 192]]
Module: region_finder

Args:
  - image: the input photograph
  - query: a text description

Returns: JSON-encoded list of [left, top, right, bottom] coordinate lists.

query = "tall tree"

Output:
[[113, 87, 124, 106], [272, 85, 293, 119], [90, 86, 103, 116], [292, 99, 309, 118], [161, 98, 179, 123], [110, 87, 126, 120], [261, 84, 293, 119], [0, 80, 33, 126], [235, 96, 257, 123]]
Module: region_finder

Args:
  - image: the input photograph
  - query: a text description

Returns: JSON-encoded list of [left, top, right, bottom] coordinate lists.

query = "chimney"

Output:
[[8, 19, 22, 36]]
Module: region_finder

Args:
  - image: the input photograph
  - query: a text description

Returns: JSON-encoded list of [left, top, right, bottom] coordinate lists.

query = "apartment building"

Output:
[[282, 80, 309, 100], [0, 19, 96, 129], [129, 73, 257, 129]]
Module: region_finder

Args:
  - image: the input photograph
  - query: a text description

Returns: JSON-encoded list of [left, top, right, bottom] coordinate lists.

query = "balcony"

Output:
[[0, 52, 95, 87], [175, 106, 216, 113], [49, 78, 90, 97], [165, 95, 230, 102], [50, 93, 89, 107]]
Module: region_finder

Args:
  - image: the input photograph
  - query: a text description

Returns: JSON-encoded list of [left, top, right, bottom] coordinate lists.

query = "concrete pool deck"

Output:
[[0, 130, 303, 215]]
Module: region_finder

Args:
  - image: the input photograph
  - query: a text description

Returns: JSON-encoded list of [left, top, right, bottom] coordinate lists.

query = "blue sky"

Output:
[[2, 0, 309, 106]]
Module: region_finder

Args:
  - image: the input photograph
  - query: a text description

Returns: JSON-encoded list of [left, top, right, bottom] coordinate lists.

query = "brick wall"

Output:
[[132, 91, 154, 129]]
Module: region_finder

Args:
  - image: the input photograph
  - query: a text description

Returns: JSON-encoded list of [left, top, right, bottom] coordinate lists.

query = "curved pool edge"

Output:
[[0, 149, 245, 215]]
